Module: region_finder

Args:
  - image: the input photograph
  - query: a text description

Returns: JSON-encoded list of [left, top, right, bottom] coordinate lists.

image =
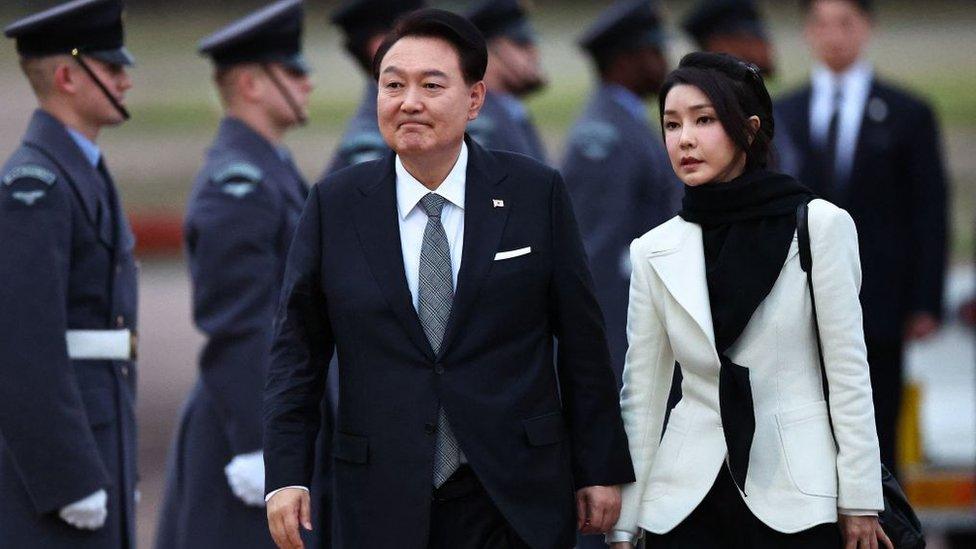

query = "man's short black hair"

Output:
[[371, 8, 488, 85], [800, 0, 873, 15]]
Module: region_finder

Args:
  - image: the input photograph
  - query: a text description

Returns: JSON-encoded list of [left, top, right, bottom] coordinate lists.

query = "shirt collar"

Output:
[[66, 127, 102, 167], [396, 142, 468, 220], [812, 59, 873, 98], [604, 84, 648, 122]]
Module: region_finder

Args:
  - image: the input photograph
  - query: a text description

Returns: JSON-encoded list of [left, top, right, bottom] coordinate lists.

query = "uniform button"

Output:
[[434, 363, 444, 375], [121, 365, 129, 377], [424, 422, 436, 435], [116, 315, 125, 327], [116, 265, 122, 274]]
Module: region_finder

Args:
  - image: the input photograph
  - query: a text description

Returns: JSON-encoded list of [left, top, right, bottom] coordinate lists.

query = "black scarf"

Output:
[[679, 169, 816, 492]]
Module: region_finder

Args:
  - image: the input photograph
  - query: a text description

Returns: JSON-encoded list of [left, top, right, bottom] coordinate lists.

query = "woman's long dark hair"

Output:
[[658, 52, 776, 171]]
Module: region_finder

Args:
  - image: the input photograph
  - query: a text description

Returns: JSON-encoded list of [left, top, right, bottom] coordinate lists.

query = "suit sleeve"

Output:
[[905, 103, 948, 318], [611, 239, 677, 541], [185, 180, 283, 455], [0, 178, 110, 513], [547, 170, 635, 488], [263, 185, 333, 494], [809, 202, 884, 511]]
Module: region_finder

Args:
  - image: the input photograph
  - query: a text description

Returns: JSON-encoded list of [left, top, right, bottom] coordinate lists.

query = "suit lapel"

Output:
[[646, 220, 718, 355], [846, 79, 883, 196], [438, 138, 510, 359], [352, 153, 435, 360]]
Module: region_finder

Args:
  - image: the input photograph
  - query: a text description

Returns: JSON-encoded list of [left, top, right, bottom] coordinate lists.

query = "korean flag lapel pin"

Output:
[[492, 199, 505, 208]]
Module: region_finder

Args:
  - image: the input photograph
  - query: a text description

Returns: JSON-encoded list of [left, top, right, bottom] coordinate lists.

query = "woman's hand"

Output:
[[839, 514, 893, 549]]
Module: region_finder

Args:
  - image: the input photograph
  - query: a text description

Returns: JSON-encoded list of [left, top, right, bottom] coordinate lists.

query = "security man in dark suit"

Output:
[[683, 0, 800, 176], [325, 0, 425, 175], [0, 1, 139, 546], [562, 0, 681, 384], [264, 9, 633, 549], [464, 0, 549, 162], [776, 0, 948, 475], [153, 2, 312, 548]]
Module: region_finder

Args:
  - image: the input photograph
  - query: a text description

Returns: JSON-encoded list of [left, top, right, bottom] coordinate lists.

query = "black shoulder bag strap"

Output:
[[796, 202, 926, 549]]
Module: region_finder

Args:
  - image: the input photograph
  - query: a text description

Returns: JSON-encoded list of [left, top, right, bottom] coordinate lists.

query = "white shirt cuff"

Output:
[[265, 485, 309, 503], [606, 529, 642, 544], [839, 508, 880, 516]]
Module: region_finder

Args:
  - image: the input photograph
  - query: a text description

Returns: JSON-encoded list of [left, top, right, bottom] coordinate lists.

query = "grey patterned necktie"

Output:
[[418, 193, 461, 487]]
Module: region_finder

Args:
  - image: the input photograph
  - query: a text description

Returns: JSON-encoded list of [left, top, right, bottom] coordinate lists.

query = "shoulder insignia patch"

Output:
[[466, 116, 496, 147], [341, 132, 387, 166], [571, 121, 620, 161], [3, 164, 57, 187], [212, 161, 262, 199]]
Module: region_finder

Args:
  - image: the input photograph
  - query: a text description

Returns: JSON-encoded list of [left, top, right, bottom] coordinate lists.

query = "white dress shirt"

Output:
[[266, 142, 469, 502], [809, 59, 873, 184]]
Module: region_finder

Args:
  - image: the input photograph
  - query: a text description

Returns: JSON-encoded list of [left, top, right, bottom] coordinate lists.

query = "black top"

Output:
[[4, 0, 133, 66]]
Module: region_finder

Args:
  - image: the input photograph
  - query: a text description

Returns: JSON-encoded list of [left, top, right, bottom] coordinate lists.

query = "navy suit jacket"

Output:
[[0, 110, 138, 547], [264, 136, 634, 548], [777, 78, 948, 343], [561, 85, 682, 379]]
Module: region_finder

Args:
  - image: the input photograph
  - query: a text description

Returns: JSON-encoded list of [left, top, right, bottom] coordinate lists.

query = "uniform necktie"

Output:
[[417, 193, 461, 487]]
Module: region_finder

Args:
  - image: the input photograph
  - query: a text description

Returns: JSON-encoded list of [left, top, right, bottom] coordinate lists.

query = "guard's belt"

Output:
[[66, 329, 137, 361]]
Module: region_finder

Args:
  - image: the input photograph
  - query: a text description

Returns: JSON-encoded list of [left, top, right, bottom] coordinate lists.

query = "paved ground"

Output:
[[132, 260, 976, 547]]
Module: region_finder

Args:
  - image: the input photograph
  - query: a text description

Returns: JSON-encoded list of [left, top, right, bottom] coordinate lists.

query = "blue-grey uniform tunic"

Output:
[[561, 84, 682, 380], [468, 90, 548, 163], [154, 117, 308, 549], [0, 109, 139, 548]]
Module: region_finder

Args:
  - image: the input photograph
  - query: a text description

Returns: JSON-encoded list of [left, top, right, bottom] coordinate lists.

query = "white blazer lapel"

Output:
[[646, 220, 718, 354]]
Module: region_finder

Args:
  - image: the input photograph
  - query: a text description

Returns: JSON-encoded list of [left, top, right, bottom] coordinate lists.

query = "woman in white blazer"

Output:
[[609, 53, 891, 548]]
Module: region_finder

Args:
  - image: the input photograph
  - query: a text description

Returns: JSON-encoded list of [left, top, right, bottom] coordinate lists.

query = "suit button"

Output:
[[434, 363, 444, 375], [424, 422, 436, 435], [116, 315, 125, 327]]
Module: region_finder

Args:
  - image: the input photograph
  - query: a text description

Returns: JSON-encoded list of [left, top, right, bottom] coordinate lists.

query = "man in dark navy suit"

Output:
[[464, 0, 549, 162], [325, 0, 424, 174], [154, 2, 312, 548], [776, 0, 948, 475], [263, 9, 633, 549], [0, 1, 139, 546]]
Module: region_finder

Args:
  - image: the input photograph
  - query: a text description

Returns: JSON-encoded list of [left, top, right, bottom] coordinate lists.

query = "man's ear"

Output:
[[52, 62, 76, 95], [468, 80, 487, 121]]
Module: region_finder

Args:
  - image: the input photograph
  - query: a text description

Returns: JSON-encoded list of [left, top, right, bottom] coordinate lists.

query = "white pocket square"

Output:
[[494, 246, 532, 261]]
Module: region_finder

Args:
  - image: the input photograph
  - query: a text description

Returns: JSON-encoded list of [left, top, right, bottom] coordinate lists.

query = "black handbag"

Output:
[[796, 202, 926, 549]]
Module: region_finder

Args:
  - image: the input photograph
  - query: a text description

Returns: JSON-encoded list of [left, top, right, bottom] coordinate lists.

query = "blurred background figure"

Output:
[[776, 0, 949, 478], [682, 0, 799, 176], [0, 0, 139, 546], [682, 0, 774, 76], [153, 1, 311, 548], [465, 0, 549, 162], [325, 0, 424, 175], [562, 0, 679, 396]]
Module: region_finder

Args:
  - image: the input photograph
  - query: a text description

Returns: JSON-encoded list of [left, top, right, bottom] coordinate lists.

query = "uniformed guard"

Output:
[[464, 0, 549, 162], [683, 0, 776, 76], [561, 0, 681, 404], [0, 1, 139, 547], [325, 0, 425, 176], [153, 1, 312, 548], [682, 0, 800, 176]]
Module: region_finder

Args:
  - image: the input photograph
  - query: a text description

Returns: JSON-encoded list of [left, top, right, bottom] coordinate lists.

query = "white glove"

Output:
[[59, 489, 108, 530], [225, 451, 266, 507]]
